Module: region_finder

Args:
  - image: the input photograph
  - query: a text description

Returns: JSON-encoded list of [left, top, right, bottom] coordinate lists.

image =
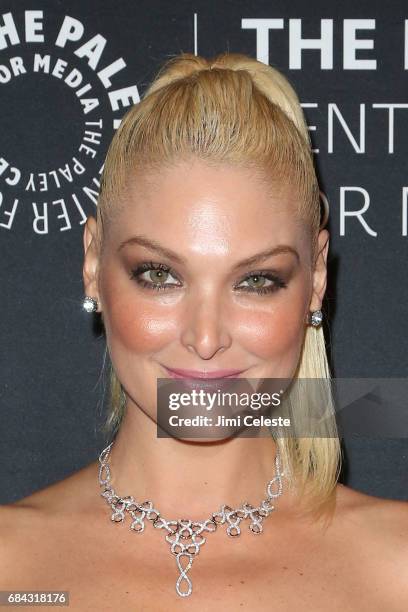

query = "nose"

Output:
[[180, 290, 232, 359]]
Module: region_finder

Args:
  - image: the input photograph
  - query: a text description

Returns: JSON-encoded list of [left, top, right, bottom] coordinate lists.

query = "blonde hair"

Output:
[[95, 52, 342, 521]]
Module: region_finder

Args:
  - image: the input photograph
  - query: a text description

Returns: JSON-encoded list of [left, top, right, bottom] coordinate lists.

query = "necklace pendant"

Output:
[[164, 519, 211, 597], [175, 551, 194, 597]]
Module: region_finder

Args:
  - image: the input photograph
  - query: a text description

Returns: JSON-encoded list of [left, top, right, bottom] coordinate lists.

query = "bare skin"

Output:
[[0, 472, 407, 611], [1, 158, 407, 610]]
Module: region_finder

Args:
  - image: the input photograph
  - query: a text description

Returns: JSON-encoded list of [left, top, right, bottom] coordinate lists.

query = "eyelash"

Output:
[[129, 261, 288, 295]]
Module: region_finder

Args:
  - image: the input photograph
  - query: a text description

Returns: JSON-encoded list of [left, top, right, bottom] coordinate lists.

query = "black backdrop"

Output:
[[0, 0, 407, 503]]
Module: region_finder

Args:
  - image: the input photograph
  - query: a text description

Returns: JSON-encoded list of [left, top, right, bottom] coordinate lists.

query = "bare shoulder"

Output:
[[0, 459, 100, 571], [1, 458, 99, 514], [335, 482, 408, 531], [334, 483, 408, 596]]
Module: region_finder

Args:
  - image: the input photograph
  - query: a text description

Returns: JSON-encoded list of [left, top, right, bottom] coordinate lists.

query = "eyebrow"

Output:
[[117, 235, 299, 269]]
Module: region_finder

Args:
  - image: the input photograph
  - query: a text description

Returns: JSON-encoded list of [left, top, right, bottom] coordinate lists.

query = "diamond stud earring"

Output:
[[83, 296, 98, 313], [309, 309, 323, 327]]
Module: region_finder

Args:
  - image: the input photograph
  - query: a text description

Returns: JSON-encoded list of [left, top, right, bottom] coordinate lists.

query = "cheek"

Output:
[[103, 296, 178, 354], [236, 293, 307, 361]]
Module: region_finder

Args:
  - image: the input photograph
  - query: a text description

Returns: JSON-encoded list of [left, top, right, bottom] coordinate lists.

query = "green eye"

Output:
[[244, 275, 267, 288], [236, 272, 287, 295], [148, 269, 169, 284], [130, 262, 180, 291]]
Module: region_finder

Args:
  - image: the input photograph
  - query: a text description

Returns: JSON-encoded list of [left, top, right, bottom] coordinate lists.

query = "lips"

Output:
[[162, 366, 246, 378], [161, 365, 246, 392]]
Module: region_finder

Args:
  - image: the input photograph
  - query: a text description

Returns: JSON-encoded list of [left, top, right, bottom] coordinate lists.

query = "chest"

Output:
[[3, 522, 395, 612]]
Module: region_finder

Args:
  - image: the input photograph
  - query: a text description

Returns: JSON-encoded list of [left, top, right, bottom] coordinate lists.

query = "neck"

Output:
[[100, 400, 292, 521]]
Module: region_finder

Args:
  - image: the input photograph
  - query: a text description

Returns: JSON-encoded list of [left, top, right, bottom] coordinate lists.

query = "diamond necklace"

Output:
[[98, 440, 285, 598]]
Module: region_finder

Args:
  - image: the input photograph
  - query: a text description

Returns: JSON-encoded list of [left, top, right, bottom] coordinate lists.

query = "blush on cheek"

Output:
[[103, 294, 178, 355], [239, 301, 306, 365]]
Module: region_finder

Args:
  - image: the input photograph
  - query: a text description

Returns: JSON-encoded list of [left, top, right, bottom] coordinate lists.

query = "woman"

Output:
[[1, 52, 407, 610]]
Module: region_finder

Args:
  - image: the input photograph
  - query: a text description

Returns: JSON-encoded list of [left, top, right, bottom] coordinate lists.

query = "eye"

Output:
[[235, 271, 287, 295], [130, 262, 181, 291], [130, 263, 287, 296]]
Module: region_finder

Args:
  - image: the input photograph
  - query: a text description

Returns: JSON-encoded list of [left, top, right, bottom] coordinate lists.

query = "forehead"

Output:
[[108, 158, 308, 256]]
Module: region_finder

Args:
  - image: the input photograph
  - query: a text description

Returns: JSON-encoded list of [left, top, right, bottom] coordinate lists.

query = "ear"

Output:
[[309, 228, 329, 313], [82, 216, 101, 312]]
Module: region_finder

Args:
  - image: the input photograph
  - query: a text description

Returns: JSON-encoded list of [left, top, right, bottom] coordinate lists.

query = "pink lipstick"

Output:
[[163, 366, 246, 379], [161, 365, 247, 392]]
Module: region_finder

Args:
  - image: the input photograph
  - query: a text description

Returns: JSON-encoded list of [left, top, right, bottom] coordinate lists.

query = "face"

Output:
[[83, 158, 329, 425]]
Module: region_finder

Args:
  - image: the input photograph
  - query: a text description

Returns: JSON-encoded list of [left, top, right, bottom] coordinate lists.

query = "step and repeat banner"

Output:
[[0, 0, 407, 502]]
